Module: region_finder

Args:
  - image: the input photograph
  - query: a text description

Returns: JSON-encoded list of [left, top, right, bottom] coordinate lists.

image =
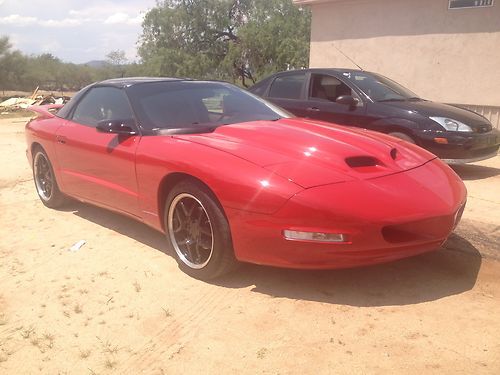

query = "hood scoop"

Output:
[[345, 156, 381, 168], [176, 119, 436, 188]]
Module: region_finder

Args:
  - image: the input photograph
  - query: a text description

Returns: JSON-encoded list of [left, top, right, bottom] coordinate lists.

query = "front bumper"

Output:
[[416, 128, 500, 162], [227, 159, 467, 269]]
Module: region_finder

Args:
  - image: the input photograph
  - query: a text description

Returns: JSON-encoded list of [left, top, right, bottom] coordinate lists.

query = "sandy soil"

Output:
[[0, 117, 499, 374]]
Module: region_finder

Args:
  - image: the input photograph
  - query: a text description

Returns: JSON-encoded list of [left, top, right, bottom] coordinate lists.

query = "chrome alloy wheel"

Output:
[[34, 152, 54, 201], [168, 193, 214, 269]]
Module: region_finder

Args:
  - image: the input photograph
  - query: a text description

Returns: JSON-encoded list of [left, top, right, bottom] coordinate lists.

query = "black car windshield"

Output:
[[340, 71, 420, 102], [126, 80, 291, 131]]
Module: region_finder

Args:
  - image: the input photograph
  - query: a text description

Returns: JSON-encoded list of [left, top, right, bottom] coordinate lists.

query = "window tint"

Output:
[[249, 80, 269, 97], [126, 81, 290, 131], [56, 84, 92, 119], [71, 87, 134, 127], [341, 71, 419, 102], [268, 73, 305, 99], [310, 74, 352, 102]]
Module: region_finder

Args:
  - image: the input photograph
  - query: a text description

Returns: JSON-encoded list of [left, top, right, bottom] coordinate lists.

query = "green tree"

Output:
[[139, 0, 310, 86], [106, 50, 128, 66]]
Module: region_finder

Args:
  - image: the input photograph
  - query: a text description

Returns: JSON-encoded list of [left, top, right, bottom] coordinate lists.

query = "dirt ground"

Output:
[[0, 116, 499, 374]]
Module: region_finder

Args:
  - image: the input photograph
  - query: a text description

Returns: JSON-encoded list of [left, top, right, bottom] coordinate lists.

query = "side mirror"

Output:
[[96, 119, 137, 135], [336, 95, 358, 107]]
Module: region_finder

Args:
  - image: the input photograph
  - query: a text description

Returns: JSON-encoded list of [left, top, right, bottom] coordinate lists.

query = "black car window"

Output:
[[71, 86, 135, 127], [268, 73, 306, 100], [56, 84, 92, 119], [126, 81, 290, 131], [341, 71, 419, 102], [310, 74, 352, 102], [248, 79, 269, 96]]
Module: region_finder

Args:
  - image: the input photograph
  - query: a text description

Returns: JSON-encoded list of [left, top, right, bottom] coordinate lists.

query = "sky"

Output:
[[0, 0, 157, 63]]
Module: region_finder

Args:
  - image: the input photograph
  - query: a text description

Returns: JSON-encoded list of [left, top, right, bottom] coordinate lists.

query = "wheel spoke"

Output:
[[168, 194, 214, 269]]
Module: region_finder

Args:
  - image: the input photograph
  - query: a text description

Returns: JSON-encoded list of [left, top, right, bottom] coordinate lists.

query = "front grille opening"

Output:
[[345, 156, 380, 168], [382, 227, 425, 244]]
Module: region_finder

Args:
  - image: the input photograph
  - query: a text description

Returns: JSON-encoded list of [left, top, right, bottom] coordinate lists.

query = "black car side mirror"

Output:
[[96, 119, 137, 135], [336, 95, 358, 107]]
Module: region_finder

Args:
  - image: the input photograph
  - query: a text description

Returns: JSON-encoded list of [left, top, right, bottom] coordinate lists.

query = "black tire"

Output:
[[164, 180, 238, 280], [388, 132, 416, 144], [32, 147, 67, 208]]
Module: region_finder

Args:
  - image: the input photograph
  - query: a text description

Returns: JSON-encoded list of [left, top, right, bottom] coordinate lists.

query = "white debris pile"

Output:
[[0, 86, 70, 112]]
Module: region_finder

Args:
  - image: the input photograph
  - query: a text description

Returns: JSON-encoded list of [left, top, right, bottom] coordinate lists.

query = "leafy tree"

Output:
[[139, 0, 310, 86], [106, 50, 128, 66]]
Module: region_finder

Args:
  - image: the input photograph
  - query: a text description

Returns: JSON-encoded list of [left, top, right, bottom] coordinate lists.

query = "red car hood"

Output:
[[175, 118, 437, 188]]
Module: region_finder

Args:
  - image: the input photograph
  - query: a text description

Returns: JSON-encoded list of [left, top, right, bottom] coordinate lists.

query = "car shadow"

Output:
[[451, 164, 500, 181], [68, 202, 482, 307]]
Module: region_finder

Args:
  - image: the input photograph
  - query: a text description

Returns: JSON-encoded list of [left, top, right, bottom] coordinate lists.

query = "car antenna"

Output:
[[332, 44, 364, 71]]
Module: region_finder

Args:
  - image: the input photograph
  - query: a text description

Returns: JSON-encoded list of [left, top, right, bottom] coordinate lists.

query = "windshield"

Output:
[[340, 71, 420, 102], [126, 81, 291, 131]]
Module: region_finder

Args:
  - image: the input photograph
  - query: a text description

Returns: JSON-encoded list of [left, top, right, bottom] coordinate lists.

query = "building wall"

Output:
[[302, 0, 500, 127]]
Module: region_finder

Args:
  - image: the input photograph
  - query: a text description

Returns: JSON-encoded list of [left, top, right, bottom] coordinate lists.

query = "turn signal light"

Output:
[[283, 230, 347, 243], [433, 137, 449, 144]]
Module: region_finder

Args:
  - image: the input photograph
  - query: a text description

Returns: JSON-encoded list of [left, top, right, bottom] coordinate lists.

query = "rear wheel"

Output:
[[388, 132, 416, 144], [33, 148, 67, 208], [165, 181, 237, 280]]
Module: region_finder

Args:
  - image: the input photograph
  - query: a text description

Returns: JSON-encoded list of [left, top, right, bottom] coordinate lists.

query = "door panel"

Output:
[[305, 73, 367, 127], [54, 86, 141, 216], [303, 99, 367, 126], [55, 121, 140, 215], [266, 72, 310, 118]]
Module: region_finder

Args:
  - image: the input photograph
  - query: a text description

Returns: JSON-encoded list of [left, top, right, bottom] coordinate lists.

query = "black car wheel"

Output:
[[33, 148, 67, 208], [165, 180, 237, 280], [388, 132, 416, 144]]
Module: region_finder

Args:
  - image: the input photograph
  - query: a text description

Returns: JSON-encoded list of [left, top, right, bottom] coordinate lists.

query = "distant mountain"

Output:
[[82, 60, 108, 68]]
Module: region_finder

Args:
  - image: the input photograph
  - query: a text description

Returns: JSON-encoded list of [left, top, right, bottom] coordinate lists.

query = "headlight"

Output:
[[430, 117, 473, 132]]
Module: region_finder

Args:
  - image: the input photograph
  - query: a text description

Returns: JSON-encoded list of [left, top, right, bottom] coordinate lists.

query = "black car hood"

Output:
[[381, 100, 490, 129]]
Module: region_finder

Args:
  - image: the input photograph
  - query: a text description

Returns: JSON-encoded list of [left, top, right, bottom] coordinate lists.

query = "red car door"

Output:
[[54, 86, 141, 216]]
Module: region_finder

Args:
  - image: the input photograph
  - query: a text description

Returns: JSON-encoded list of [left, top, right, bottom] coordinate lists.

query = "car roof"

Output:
[[275, 68, 369, 75], [96, 77, 192, 88]]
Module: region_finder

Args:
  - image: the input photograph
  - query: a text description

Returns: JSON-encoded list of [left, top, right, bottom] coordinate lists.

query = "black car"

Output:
[[249, 69, 500, 164]]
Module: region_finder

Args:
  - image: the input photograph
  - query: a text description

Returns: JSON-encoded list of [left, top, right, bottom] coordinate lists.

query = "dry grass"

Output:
[[79, 348, 91, 359], [74, 303, 83, 314], [161, 307, 172, 318], [104, 358, 117, 369], [133, 281, 141, 293], [257, 347, 268, 359]]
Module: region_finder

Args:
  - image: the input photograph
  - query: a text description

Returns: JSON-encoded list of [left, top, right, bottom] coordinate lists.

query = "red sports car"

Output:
[[26, 78, 467, 280]]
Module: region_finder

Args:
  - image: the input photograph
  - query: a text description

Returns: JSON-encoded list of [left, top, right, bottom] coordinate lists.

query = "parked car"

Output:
[[249, 69, 500, 164], [27, 78, 466, 280]]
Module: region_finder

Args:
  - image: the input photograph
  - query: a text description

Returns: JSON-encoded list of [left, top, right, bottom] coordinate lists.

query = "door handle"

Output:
[[56, 135, 67, 144], [306, 107, 320, 112]]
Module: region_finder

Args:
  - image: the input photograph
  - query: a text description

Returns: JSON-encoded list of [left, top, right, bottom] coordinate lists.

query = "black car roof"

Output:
[[96, 77, 191, 88], [276, 68, 368, 75]]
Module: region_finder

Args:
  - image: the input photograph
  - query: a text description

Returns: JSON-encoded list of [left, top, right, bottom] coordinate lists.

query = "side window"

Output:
[[310, 74, 352, 102], [268, 73, 306, 100], [249, 80, 268, 97], [71, 87, 134, 127]]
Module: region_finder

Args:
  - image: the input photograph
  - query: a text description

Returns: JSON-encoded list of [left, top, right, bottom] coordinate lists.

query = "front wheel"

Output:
[[33, 148, 67, 208], [164, 181, 237, 280]]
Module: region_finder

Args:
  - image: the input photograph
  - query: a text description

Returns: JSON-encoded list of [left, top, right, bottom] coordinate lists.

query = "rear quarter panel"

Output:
[[25, 117, 64, 180]]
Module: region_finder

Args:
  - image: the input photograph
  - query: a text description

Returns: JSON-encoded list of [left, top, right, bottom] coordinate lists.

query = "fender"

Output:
[[368, 117, 422, 133]]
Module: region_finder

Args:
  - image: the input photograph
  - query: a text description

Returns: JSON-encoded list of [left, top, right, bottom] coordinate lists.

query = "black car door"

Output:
[[303, 73, 367, 126], [264, 71, 311, 118]]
